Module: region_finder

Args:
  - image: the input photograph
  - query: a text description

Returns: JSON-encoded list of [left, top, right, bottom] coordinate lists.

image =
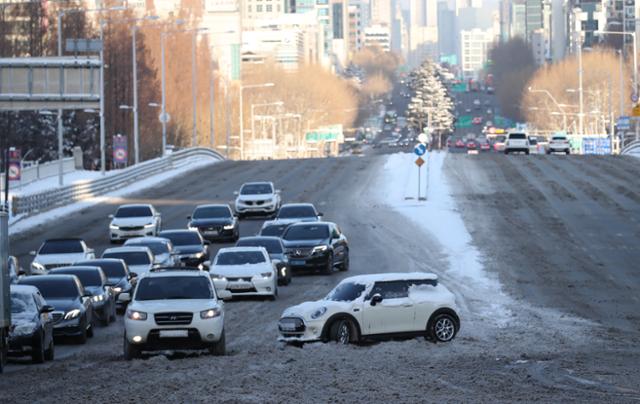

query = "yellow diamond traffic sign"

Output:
[[415, 157, 425, 167]]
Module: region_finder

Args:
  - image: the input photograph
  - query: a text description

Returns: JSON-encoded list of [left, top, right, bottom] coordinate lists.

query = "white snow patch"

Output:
[[9, 157, 218, 236], [375, 151, 511, 324]]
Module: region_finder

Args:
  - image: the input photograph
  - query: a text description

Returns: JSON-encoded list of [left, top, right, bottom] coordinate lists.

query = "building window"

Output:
[[266, 4, 272, 11], [248, 5, 252, 12], [257, 4, 263, 12], [318, 8, 328, 16]]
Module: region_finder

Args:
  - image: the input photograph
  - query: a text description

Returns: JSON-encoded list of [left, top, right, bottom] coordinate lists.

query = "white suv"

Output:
[[504, 132, 530, 155], [120, 270, 229, 359], [278, 273, 459, 344], [109, 204, 161, 243], [547, 134, 570, 154], [234, 182, 281, 218]]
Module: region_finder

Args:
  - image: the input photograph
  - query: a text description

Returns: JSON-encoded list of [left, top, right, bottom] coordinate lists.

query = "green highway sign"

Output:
[[306, 124, 343, 142], [457, 115, 473, 128], [452, 83, 467, 93]]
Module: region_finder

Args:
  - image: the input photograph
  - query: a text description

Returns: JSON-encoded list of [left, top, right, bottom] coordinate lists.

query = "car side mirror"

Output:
[[17, 269, 26, 276], [317, 212, 324, 217], [108, 214, 114, 219], [187, 215, 191, 220], [87, 248, 94, 254], [40, 305, 55, 314], [128, 272, 138, 279], [233, 191, 239, 196], [217, 290, 232, 301], [29, 251, 37, 256], [370, 294, 383, 306], [82, 292, 92, 298], [276, 189, 282, 193], [118, 293, 131, 303], [203, 240, 211, 245]]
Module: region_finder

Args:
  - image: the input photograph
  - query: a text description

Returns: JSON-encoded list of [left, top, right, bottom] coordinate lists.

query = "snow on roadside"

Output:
[[9, 170, 116, 198], [9, 157, 219, 236], [375, 151, 512, 325]]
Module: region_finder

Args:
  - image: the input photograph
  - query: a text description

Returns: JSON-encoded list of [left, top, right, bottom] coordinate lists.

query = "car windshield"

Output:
[[21, 279, 79, 299], [52, 270, 102, 286], [10, 291, 37, 315], [115, 206, 152, 218], [135, 276, 213, 301], [216, 251, 266, 265], [277, 206, 316, 218], [552, 136, 566, 141], [84, 262, 126, 279], [160, 232, 201, 246], [103, 252, 150, 266], [236, 239, 283, 254], [240, 183, 273, 195], [260, 224, 288, 237], [193, 206, 231, 219], [325, 282, 367, 302], [39, 240, 83, 254], [509, 133, 526, 139], [283, 224, 330, 240], [127, 241, 169, 255], [495, 135, 506, 142]]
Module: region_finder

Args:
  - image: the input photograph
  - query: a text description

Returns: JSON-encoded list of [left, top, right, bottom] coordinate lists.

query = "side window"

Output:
[[33, 294, 43, 312], [331, 226, 340, 239], [369, 281, 409, 299]]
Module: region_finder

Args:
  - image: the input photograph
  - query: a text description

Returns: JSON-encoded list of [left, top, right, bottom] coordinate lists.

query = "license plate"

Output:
[[205, 230, 218, 236], [228, 282, 252, 290], [280, 322, 297, 331], [290, 260, 305, 265], [159, 330, 188, 338]]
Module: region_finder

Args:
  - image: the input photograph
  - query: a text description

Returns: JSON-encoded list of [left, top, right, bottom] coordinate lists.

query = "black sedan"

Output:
[[236, 236, 292, 285], [18, 275, 94, 343], [281, 222, 349, 275], [188, 204, 239, 242], [8, 285, 55, 363], [49, 266, 116, 326], [159, 230, 210, 269], [73, 258, 135, 313]]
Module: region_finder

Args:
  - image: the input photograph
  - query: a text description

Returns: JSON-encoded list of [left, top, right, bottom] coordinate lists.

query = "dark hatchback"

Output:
[[159, 230, 210, 268], [18, 275, 94, 343], [188, 204, 239, 242], [73, 258, 135, 313], [281, 222, 349, 275]]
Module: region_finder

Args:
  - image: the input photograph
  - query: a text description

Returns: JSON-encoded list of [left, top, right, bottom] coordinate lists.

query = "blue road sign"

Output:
[[414, 143, 427, 156], [582, 138, 611, 155], [632, 93, 639, 103], [617, 116, 631, 130]]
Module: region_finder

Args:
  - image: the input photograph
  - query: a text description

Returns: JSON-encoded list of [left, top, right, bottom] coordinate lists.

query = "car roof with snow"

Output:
[[261, 220, 292, 228], [216, 246, 268, 254], [118, 203, 154, 208], [10, 284, 40, 295], [125, 236, 172, 245], [286, 221, 335, 228], [340, 272, 438, 285], [241, 181, 273, 186], [138, 269, 211, 279], [103, 246, 152, 254]]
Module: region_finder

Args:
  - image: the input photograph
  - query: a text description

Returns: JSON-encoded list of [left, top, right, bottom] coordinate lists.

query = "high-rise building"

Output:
[[438, 0, 457, 62], [459, 28, 493, 78], [371, 0, 392, 26], [364, 24, 391, 51], [409, 0, 439, 65], [348, 2, 368, 55], [242, 0, 287, 22]]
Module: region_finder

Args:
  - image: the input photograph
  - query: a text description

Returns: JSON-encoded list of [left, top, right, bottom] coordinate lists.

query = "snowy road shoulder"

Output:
[[9, 157, 219, 236]]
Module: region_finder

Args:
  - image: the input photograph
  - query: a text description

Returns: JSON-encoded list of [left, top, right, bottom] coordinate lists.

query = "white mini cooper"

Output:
[[278, 273, 460, 344]]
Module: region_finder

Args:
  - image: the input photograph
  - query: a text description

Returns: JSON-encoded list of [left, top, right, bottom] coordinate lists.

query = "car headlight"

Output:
[[109, 224, 119, 230], [310, 307, 327, 319], [64, 309, 81, 320], [210, 273, 226, 280], [143, 223, 155, 228], [200, 308, 222, 319], [92, 294, 105, 302], [112, 287, 123, 293], [191, 252, 204, 259], [312, 245, 328, 254], [126, 309, 147, 321], [223, 224, 235, 230], [31, 262, 45, 272], [260, 272, 273, 278]]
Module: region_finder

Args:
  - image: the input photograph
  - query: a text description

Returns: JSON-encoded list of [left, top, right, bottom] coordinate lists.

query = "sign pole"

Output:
[[417, 164, 421, 200]]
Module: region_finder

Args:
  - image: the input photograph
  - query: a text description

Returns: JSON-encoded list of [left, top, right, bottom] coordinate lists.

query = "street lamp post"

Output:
[[528, 87, 568, 132], [239, 83, 275, 160], [251, 101, 284, 143]]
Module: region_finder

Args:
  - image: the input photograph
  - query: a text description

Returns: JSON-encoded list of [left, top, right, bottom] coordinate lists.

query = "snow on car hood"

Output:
[[34, 253, 88, 266], [273, 217, 318, 225], [130, 299, 219, 313], [281, 239, 327, 248], [111, 217, 154, 227], [211, 262, 273, 277]]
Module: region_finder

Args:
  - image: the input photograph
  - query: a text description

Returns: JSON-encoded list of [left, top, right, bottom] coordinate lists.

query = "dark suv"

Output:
[[281, 222, 349, 275]]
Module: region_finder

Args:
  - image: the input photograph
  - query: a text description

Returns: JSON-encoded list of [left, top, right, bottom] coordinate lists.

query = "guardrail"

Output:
[[11, 147, 224, 219], [621, 140, 640, 156]]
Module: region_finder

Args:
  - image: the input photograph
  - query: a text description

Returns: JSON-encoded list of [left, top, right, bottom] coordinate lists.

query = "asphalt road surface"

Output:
[[2, 154, 640, 402]]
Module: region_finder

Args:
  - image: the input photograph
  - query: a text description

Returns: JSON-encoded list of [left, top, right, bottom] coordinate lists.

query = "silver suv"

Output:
[[504, 132, 530, 155]]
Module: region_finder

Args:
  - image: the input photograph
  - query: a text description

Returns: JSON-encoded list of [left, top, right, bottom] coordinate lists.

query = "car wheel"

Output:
[[329, 319, 357, 345], [428, 313, 458, 343], [322, 253, 334, 275], [101, 309, 110, 327], [208, 330, 226, 356], [339, 251, 349, 272], [31, 332, 46, 364], [504, 150, 509, 155], [123, 336, 141, 360], [525, 150, 530, 155], [44, 337, 54, 361], [110, 303, 117, 323], [87, 324, 94, 338], [77, 325, 88, 345], [565, 150, 570, 155]]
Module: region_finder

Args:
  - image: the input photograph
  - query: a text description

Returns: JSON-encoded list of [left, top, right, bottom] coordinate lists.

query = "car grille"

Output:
[[279, 317, 306, 334], [287, 248, 313, 258], [226, 277, 252, 282], [154, 312, 193, 326], [200, 225, 222, 231], [45, 263, 70, 270], [51, 311, 64, 323], [244, 200, 269, 206], [120, 226, 144, 231]]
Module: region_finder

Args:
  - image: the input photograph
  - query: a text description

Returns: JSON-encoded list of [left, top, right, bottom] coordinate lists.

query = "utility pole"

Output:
[[131, 26, 140, 164], [191, 32, 197, 147]]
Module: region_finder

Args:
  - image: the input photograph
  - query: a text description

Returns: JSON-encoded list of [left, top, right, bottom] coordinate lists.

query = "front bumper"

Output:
[[235, 200, 277, 214], [8, 332, 37, 355], [110, 226, 156, 241], [194, 227, 236, 241], [277, 316, 323, 342], [286, 252, 331, 270], [125, 315, 224, 350], [213, 277, 276, 296], [52, 318, 85, 337]]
